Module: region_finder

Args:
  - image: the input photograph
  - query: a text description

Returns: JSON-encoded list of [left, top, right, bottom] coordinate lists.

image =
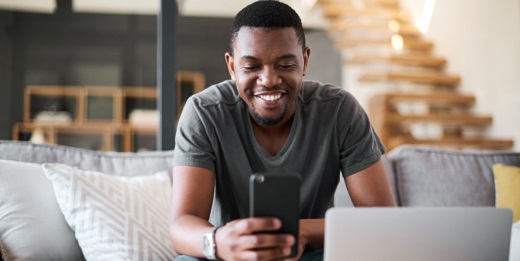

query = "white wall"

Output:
[[397, 0, 520, 151]]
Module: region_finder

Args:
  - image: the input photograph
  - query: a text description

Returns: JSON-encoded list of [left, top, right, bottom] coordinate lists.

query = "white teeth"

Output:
[[258, 94, 282, 101]]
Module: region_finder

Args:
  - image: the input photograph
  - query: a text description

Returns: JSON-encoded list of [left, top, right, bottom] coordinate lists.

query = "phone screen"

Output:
[[249, 173, 300, 258]]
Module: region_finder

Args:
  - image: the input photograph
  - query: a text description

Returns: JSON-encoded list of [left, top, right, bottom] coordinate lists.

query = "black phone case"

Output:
[[249, 172, 300, 258]]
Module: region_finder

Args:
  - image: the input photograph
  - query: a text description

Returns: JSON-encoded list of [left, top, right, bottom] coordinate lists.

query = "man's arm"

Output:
[[170, 166, 215, 256], [345, 158, 397, 207], [170, 166, 295, 260], [297, 158, 396, 253]]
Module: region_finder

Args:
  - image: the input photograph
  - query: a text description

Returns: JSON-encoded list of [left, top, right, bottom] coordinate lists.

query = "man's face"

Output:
[[225, 27, 310, 127]]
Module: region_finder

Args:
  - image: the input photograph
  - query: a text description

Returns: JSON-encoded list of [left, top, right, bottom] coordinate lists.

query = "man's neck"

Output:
[[251, 115, 294, 156]]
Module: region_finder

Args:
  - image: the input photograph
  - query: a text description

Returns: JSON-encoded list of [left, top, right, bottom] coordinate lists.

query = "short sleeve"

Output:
[[173, 97, 216, 172], [338, 92, 386, 177]]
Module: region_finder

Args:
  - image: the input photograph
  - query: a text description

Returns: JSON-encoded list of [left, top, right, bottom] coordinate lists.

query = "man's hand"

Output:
[[215, 217, 295, 261], [283, 232, 307, 261]]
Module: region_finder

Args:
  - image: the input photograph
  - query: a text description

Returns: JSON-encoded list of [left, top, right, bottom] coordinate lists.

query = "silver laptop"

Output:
[[324, 207, 512, 261]]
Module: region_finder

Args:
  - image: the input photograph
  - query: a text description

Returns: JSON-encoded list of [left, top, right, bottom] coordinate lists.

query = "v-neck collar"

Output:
[[244, 99, 300, 160]]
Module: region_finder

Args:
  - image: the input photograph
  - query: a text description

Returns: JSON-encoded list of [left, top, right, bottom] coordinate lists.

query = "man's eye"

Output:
[[243, 66, 259, 71], [278, 64, 296, 70]]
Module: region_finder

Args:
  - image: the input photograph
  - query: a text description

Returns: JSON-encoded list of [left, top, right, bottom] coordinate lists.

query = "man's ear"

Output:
[[302, 47, 311, 76], [225, 52, 237, 81]]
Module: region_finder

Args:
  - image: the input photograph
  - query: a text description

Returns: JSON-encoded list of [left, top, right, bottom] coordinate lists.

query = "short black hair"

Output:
[[229, 0, 306, 55]]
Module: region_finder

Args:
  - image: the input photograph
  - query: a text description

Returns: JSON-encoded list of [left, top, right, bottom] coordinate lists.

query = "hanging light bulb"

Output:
[[391, 34, 404, 53]]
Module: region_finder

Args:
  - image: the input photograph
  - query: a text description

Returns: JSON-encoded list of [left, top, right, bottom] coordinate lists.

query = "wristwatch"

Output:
[[202, 226, 219, 260]]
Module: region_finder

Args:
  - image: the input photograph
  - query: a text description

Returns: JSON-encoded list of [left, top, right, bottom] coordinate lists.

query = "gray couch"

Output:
[[0, 140, 519, 260]]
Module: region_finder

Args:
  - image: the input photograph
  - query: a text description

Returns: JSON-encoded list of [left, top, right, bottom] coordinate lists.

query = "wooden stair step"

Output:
[[335, 37, 433, 51], [349, 54, 446, 68], [386, 113, 492, 125], [329, 21, 421, 36], [359, 72, 461, 86], [322, 5, 409, 20], [374, 92, 476, 106], [318, 0, 400, 9], [389, 136, 514, 150]]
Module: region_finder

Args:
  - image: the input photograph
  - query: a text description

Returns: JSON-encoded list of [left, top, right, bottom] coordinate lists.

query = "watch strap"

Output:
[[203, 226, 220, 260]]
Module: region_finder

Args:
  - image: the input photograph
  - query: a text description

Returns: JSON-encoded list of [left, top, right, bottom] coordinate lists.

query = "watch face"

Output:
[[203, 235, 210, 251], [202, 230, 215, 258]]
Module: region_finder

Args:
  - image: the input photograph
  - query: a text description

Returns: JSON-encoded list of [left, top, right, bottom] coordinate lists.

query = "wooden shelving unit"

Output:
[[13, 71, 205, 152]]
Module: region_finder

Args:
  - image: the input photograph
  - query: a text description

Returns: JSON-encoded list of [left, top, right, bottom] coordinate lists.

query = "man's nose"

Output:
[[257, 67, 282, 87]]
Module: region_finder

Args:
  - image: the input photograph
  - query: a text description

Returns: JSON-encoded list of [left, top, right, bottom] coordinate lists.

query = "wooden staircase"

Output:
[[318, 0, 514, 151]]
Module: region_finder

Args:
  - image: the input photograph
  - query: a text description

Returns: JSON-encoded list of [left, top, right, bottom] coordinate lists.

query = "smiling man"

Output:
[[170, 1, 396, 260]]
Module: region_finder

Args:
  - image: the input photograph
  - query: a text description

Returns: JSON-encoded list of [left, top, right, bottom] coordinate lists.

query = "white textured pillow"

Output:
[[43, 163, 176, 260]]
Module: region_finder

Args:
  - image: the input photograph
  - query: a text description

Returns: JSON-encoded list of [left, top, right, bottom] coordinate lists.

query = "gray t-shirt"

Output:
[[173, 80, 385, 225]]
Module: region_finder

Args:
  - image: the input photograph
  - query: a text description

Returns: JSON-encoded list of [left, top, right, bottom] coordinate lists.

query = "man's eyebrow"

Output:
[[277, 54, 298, 60], [239, 54, 298, 61], [240, 55, 260, 61]]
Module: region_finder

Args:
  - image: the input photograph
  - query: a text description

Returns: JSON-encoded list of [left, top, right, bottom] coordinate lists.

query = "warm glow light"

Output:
[[388, 20, 400, 33], [391, 34, 404, 52]]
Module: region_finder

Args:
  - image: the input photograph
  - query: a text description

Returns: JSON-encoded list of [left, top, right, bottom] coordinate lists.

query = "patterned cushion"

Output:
[[43, 163, 176, 260]]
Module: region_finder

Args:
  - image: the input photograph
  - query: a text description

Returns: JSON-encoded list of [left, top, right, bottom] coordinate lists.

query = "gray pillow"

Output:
[[0, 160, 84, 260]]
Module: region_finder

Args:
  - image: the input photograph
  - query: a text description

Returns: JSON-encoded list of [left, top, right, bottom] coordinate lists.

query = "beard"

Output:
[[250, 104, 287, 126]]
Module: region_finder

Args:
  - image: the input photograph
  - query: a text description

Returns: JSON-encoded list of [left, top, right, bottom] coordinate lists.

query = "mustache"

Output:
[[247, 86, 287, 95]]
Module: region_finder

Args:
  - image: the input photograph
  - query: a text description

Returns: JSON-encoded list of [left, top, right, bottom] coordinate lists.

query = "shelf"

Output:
[[13, 122, 123, 151], [124, 125, 157, 152], [84, 87, 122, 122], [178, 71, 205, 117], [14, 71, 205, 152], [24, 86, 84, 122]]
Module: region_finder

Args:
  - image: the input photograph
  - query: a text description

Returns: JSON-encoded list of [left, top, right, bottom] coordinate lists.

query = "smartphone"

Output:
[[249, 172, 300, 258]]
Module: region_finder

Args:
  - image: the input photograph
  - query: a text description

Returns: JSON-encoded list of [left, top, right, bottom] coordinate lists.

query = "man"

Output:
[[170, 1, 396, 260]]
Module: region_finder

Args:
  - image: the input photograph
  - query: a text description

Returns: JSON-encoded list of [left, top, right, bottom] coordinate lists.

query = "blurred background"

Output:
[[0, 0, 518, 152]]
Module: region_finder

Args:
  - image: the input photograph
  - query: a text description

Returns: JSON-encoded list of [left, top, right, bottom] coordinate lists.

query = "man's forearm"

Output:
[[170, 215, 213, 257], [300, 219, 325, 249]]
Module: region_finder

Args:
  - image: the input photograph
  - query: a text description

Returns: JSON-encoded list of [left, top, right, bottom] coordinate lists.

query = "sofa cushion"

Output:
[[43, 163, 176, 260], [493, 164, 520, 223], [0, 160, 84, 260], [387, 146, 520, 207], [0, 141, 174, 176]]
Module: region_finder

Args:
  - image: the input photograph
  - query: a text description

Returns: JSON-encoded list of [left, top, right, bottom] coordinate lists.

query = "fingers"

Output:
[[220, 218, 295, 250], [215, 217, 297, 261], [238, 233, 294, 251], [237, 246, 293, 260], [228, 217, 283, 234]]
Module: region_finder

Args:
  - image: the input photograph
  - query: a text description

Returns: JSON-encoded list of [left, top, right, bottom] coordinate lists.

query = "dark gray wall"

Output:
[[0, 10, 341, 140]]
